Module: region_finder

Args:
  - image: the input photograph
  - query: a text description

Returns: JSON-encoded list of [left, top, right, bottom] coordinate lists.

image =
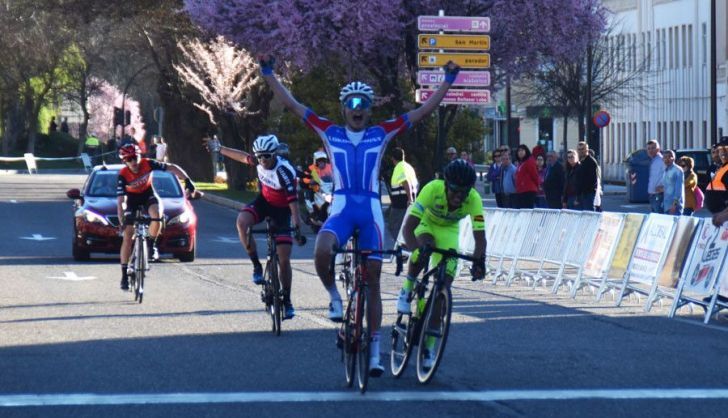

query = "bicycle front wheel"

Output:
[[416, 284, 452, 384], [342, 294, 356, 388], [390, 312, 415, 378], [268, 258, 282, 336], [356, 288, 369, 393], [135, 238, 146, 304]]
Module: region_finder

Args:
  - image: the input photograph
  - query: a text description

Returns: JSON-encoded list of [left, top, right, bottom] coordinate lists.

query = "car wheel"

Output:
[[178, 237, 196, 262], [72, 243, 90, 261]]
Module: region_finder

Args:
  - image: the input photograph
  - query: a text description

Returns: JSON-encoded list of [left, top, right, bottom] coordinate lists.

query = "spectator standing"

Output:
[[575, 141, 599, 211], [49, 116, 58, 133], [661, 150, 684, 215], [436, 146, 458, 179], [646, 139, 665, 213], [460, 151, 474, 166], [706, 144, 728, 217], [60, 117, 69, 134], [680, 156, 698, 216], [84, 132, 100, 157], [535, 154, 548, 208], [543, 151, 564, 209], [563, 149, 581, 209], [487, 150, 504, 207], [155, 136, 168, 162], [387, 147, 418, 240], [707, 144, 721, 180], [500, 152, 517, 208], [514, 144, 539, 209], [589, 149, 604, 212]]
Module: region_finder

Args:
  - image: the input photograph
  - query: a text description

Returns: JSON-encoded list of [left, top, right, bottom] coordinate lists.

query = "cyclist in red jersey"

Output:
[[204, 134, 302, 319], [117, 144, 197, 290]]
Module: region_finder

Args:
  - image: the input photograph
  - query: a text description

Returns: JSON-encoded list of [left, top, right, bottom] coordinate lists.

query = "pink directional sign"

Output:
[[418, 16, 490, 33], [417, 89, 491, 105], [417, 70, 490, 87]]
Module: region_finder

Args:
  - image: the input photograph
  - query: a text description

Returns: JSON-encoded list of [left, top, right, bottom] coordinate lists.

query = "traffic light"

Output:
[[113, 107, 123, 126], [125, 110, 131, 126]]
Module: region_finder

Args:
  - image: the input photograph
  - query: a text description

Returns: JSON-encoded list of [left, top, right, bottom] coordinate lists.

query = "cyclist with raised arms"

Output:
[[117, 143, 198, 290], [259, 54, 459, 376], [205, 134, 302, 320], [396, 159, 487, 367]]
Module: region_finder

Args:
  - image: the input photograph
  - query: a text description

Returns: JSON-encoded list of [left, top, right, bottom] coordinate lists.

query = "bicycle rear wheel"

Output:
[[356, 288, 369, 393], [390, 312, 415, 378], [416, 284, 452, 384], [342, 294, 356, 387]]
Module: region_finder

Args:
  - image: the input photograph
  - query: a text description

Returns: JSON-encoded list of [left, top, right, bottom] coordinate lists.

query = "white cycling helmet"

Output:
[[339, 81, 375, 103], [313, 150, 328, 162], [252, 134, 279, 154]]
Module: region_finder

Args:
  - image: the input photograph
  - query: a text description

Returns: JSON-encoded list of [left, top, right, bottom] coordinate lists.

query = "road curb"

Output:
[[202, 193, 244, 211]]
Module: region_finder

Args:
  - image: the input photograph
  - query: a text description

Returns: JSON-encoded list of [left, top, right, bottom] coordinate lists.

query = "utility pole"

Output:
[[710, 0, 718, 146]]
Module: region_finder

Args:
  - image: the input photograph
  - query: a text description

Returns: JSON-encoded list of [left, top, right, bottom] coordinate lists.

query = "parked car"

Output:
[[67, 164, 199, 262], [675, 149, 711, 190]]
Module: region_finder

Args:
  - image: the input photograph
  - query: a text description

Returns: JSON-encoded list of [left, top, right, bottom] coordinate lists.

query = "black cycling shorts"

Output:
[[123, 189, 162, 225], [242, 194, 292, 244]]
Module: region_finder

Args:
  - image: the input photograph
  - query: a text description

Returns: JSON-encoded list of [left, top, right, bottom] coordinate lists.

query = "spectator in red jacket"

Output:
[[514, 144, 539, 209]]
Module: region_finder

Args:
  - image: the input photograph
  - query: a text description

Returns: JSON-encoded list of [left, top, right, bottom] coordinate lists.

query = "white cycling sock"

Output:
[[327, 285, 341, 302], [370, 331, 381, 360]]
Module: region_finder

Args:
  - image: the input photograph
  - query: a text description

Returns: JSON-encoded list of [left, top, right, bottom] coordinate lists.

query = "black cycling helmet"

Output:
[[444, 159, 476, 190]]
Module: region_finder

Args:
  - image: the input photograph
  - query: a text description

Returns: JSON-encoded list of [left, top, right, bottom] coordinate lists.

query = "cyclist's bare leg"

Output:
[[276, 242, 293, 294], [148, 204, 161, 239], [314, 231, 338, 290], [120, 225, 134, 264], [236, 211, 257, 256]]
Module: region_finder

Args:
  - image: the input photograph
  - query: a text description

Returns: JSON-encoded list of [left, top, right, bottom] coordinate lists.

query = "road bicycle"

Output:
[[249, 218, 306, 336], [125, 211, 163, 304], [332, 232, 403, 393], [390, 246, 481, 384]]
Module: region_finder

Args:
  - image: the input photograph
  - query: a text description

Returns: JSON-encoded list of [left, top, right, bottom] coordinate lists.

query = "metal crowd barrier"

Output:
[[464, 208, 728, 324]]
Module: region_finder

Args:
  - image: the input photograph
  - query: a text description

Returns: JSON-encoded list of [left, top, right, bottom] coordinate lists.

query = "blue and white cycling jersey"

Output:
[[303, 109, 411, 254]]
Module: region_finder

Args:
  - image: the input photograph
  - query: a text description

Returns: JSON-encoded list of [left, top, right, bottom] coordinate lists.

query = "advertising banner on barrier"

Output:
[[656, 217, 700, 288], [683, 224, 728, 295], [584, 213, 624, 277], [608, 214, 645, 279], [628, 214, 675, 284]]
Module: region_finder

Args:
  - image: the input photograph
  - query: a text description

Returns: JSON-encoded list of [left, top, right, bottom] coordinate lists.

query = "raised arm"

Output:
[[259, 55, 307, 120], [406, 61, 460, 125], [203, 137, 254, 166]]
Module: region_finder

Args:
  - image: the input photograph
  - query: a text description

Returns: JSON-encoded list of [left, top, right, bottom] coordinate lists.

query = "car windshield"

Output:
[[86, 170, 183, 198], [676, 152, 710, 172]]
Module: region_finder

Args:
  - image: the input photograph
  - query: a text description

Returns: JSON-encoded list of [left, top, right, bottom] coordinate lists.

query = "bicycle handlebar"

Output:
[[419, 245, 480, 263], [330, 247, 404, 276], [125, 216, 164, 225], [249, 226, 306, 246]]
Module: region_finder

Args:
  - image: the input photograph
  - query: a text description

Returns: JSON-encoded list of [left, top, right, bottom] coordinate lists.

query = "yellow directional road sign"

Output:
[[418, 53, 490, 69], [418, 34, 490, 51]]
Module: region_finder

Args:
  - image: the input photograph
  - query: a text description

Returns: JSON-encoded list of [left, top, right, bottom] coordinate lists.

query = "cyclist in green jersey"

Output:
[[397, 159, 487, 324]]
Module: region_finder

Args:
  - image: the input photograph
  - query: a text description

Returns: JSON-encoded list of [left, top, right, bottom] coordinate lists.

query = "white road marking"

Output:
[[20, 234, 56, 241], [10, 199, 18, 203], [211, 236, 240, 244], [46, 272, 96, 281], [3, 389, 728, 406]]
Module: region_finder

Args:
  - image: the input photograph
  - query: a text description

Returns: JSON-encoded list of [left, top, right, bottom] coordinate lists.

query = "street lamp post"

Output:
[[119, 63, 154, 136], [710, 0, 717, 146]]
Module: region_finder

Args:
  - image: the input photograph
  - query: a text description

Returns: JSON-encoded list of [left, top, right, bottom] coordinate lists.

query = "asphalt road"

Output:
[[1, 174, 728, 418]]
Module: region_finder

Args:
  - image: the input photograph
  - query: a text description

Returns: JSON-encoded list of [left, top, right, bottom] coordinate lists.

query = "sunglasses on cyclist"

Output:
[[256, 153, 273, 160], [123, 157, 137, 163], [446, 183, 470, 194], [344, 96, 372, 111]]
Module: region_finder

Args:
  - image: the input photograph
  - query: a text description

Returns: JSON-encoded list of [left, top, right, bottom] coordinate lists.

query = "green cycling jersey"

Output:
[[409, 180, 485, 231]]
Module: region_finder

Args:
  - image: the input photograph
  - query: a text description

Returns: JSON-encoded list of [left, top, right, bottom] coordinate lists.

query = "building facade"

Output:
[[601, 0, 727, 181]]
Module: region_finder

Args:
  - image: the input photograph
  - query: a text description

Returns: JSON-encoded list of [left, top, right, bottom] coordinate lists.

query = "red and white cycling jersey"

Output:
[[247, 155, 298, 208]]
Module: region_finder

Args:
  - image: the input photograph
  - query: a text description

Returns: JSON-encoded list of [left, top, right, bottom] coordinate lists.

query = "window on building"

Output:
[[702, 23, 707, 65], [668, 27, 673, 69], [688, 24, 693, 67], [646, 31, 652, 70], [689, 121, 694, 147], [662, 28, 667, 69]]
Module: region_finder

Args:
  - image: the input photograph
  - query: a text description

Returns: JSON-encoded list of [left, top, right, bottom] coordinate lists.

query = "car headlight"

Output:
[[168, 211, 191, 225], [76, 209, 109, 225]]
